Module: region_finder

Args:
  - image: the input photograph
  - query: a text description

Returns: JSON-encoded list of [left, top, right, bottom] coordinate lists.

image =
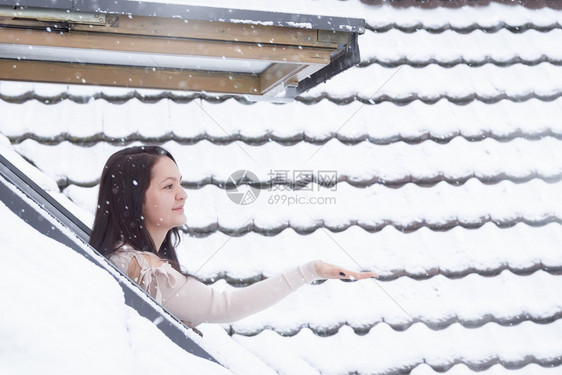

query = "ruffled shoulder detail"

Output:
[[138, 260, 184, 304], [109, 245, 186, 304]]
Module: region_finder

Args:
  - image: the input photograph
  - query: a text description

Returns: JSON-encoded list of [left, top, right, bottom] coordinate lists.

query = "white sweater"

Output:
[[109, 244, 321, 327]]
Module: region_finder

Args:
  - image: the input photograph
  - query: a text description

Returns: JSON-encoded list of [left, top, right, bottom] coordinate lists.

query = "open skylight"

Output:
[[0, 0, 364, 101]]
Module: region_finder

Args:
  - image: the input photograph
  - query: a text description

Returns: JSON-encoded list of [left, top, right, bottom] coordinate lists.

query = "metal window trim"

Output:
[[297, 32, 361, 95], [0, 0, 365, 33]]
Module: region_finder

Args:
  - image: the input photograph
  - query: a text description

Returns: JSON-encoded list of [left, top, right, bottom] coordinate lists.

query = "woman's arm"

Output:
[[160, 261, 320, 326], [160, 260, 378, 327], [120, 251, 377, 327]]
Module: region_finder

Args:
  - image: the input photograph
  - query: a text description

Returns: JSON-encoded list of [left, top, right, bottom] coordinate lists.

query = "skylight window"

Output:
[[0, 1, 364, 101]]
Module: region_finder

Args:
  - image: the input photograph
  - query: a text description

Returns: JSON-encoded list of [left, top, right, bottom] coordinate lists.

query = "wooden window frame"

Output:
[[0, 5, 360, 99]]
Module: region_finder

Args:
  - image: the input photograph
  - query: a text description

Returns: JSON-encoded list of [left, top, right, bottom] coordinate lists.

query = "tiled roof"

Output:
[[1, 0, 562, 373], [358, 0, 562, 9]]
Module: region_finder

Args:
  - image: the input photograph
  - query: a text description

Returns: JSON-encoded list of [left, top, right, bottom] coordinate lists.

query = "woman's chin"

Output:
[[178, 214, 187, 226]]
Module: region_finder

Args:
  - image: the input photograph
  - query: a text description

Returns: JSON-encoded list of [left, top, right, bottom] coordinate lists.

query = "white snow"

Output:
[[233, 321, 562, 375], [411, 363, 562, 375], [3, 98, 562, 143], [60, 176, 562, 236], [219, 270, 562, 335], [0, 133, 95, 225], [140, 179, 562, 230], [227, 19, 274, 27], [302, 63, 562, 99], [173, 223, 562, 282], [0, 195, 230, 375], [0, 133, 58, 192], [359, 28, 562, 64], [12, 135, 562, 188]]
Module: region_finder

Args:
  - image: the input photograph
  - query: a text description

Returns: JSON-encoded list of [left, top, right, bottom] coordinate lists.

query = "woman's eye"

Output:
[[165, 184, 173, 189]]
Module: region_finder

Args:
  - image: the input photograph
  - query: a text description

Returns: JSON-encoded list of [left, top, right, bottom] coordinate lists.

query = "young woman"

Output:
[[90, 146, 377, 328]]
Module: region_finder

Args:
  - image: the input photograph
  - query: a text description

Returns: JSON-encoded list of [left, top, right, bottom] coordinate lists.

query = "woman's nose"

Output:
[[177, 187, 187, 201]]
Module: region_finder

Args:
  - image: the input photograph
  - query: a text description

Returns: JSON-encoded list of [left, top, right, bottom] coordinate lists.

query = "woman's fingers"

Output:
[[356, 271, 378, 279], [341, 269, 378, 280], [315, 261, 378, 280]]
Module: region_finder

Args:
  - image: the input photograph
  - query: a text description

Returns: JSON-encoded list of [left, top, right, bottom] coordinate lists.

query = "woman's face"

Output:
[[143, 156, 187, 235]]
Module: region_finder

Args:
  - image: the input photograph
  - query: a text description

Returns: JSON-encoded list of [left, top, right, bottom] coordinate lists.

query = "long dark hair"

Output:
[[89, 146, 184, 273]]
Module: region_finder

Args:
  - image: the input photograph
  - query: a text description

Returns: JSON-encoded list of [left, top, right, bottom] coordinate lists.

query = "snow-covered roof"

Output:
[[1, 0, 562, 374]]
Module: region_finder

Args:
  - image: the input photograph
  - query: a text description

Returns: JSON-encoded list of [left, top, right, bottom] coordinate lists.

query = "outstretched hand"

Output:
[[314, 261, 378, 280]]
